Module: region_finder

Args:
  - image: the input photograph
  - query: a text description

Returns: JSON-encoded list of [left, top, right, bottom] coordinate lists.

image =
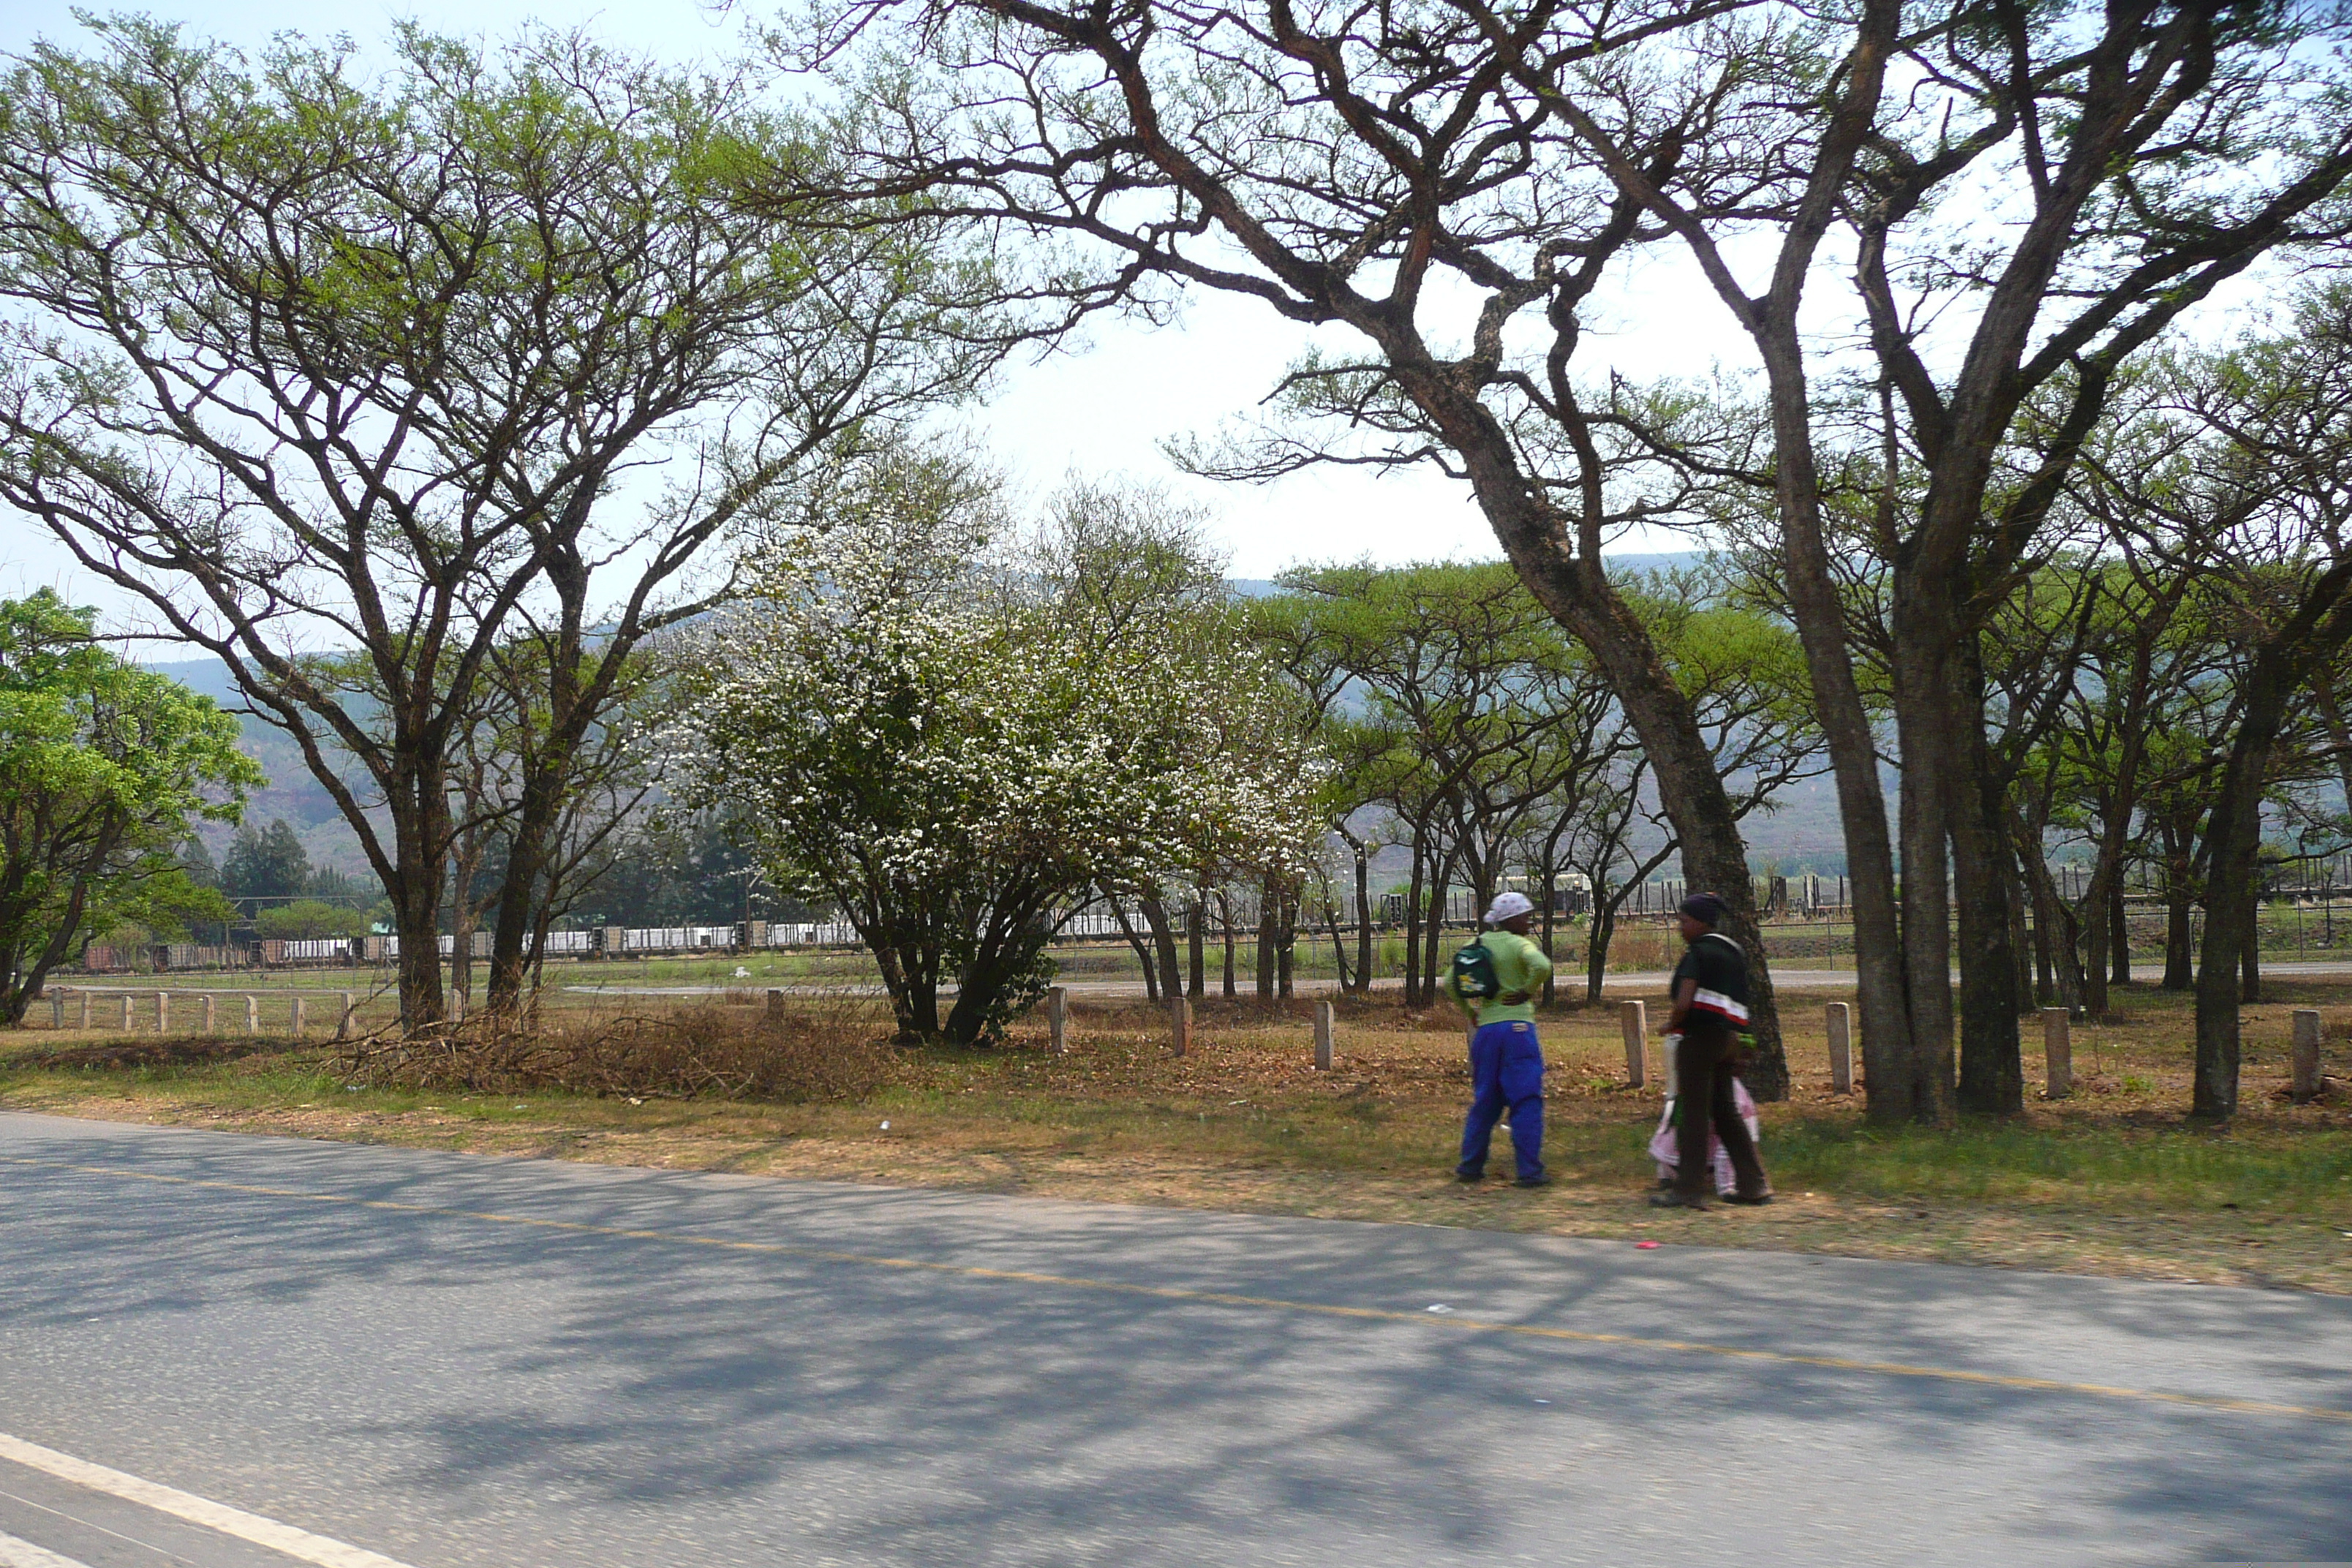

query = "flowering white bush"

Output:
[[679, 449, 1324, 1042]]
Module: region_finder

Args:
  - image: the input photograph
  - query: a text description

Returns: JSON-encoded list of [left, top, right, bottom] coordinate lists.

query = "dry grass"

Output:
[[336, 995, 896, 1101], [4, 983, 2350, 1293]]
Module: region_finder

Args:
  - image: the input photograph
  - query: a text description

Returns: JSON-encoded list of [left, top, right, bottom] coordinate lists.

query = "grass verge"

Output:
[[4, 986, 2350, 1293]]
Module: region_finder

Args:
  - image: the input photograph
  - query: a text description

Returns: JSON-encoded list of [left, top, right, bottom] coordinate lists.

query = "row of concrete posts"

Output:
[[50, 989, 361, 1041]]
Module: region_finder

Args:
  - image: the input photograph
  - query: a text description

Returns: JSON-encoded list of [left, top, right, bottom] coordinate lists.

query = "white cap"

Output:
[[1485, 891, 1534, 924]]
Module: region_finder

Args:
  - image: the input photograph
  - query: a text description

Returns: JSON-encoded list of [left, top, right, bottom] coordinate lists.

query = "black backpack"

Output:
[[1451, 937, 1501, 1000]]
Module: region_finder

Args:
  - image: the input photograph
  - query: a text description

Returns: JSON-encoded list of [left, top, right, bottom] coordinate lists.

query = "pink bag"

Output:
[[1649, 1075, 1760, 1195]]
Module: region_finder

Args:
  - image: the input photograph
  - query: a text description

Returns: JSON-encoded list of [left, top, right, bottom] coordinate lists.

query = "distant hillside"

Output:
[[144, 658, 377, 875], [142, 543, 1844, 884]]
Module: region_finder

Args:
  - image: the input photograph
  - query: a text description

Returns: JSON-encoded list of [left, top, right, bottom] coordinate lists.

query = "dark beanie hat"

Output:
[[1680, 892, 1728, 927]]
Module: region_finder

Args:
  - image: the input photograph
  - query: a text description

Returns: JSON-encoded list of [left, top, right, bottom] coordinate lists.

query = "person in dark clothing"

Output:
[[1651, 892, 1771, 1210]]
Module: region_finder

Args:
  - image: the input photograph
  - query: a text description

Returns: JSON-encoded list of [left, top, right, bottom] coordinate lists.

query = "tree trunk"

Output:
[[1951, 652, 2024, 1114], [1219, 889, 1237, 998], [2109, 877, 2132, 987], [485, 759, 568, 1016], [941, 928, 1053, 1046], [388, 796, 450, 1031], [2161, 821, 2197, 991], [1401, 843, 1427, 1009], [1256, 878, 1278, 1000], [2008, 849, 2037, 1013], [2191, 603, 2352, 1116], [1420, 853, 1452, 1007], [1352, 845, 1373, 997], [1326, 905, 1354, 991], [2013, 821, 2085, 1017], [1538, 851, 1558, 1009], [1107, 893, 1159, 1004], [2081, 856, 2111, 1019], [1276, 883, 1295, 998], [907, 968, 942, 1039], [1888, 577, 1959, 1124], [1585, 896, 1617, 1004], [1140, 892, 1183, 1006], [1186, 886, 1205, 1000]]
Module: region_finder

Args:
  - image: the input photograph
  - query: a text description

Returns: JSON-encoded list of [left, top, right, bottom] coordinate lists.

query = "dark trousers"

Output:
[[1674, 1020, 1768, 1199], [1458, 1019, 1545, 1181]]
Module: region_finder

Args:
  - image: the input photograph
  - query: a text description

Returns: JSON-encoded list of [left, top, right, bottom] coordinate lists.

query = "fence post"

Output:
[[451, 990, 465, 1025], [766, 987, 785, 1021], [156, 990, 169, 1033], [50, 994, 63, 1030], [1170, 995, 1191, 1057], [1618, 1000, 1647, 1088], [79, 990, 90, 1029], [1314, 1000, 1335, 1071], [245, 995, 258, 1035], [337, 992, 355, 1041], [290, 996, 306, 1040], [2042, 1007, 2072, 1099], [201, 995, 215, 1034], [118, 995, 132, 1031], [1049, 987, 1068, 1055], [1827, 1002, 1853, 1094], [2292, 1009, 2323, 1103]]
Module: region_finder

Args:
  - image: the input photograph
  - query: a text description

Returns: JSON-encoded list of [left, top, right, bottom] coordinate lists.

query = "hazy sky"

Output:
[[0, 0, 1767, 621]]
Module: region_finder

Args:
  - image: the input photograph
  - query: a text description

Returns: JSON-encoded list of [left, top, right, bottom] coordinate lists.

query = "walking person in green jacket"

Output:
[[1449, 891, 1553, 1187]]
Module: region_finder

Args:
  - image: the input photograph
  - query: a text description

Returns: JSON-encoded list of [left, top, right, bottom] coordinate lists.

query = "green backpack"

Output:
[[1450, 937, 1501, 1001]]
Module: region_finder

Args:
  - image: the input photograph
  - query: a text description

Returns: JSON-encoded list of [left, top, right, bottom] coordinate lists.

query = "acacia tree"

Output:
[[2070, 295, 2352, 1115], [0, 22, 1007, 1027], [1484, 0, 2352, 1119], [684, 444, 1323, 1044], [0, 591, 255, 1022], [785, 0, 1798, 1077]]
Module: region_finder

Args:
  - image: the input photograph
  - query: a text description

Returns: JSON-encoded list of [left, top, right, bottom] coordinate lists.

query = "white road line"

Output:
[[0, 1436, 417, 1568], [0, 1529, 91, 1568]]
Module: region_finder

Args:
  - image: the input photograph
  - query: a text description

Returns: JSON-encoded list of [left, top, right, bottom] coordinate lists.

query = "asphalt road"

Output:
[[1, 1112, 2348, 1568]]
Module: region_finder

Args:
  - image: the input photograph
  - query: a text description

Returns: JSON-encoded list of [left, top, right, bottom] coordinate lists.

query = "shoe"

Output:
[[1513, 1173, 1551, 1188], [1648, 1191, 1712, 1210], [1723, 1191, 1774, 1206], [1456, 1169, 1485, 1183]]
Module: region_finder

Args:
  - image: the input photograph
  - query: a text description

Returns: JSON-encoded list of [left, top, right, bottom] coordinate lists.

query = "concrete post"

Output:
[[2292, 1009, 2323, 1103], [156, 990, 169, 1033], [1170, 995, 1191, 1057], [336, 992, 355, 1041], [79, 991, 90, 1029], [118, 995, 132, 1030], [1048, 987, 1068, 1055], [451, 990, 465, 1025], [1827, 1002, 1854, 1094], [201, 995, 215, 1034], [2042, 1007, 2072, 1099], [1314, 1000, 1335, 1071], [50, 994, 62, 1030], [766, 988, 785, 1020], [244, 995, 258, 1035], [1618, 1000, 1647, 1088], [290, 996, 306, 1040]]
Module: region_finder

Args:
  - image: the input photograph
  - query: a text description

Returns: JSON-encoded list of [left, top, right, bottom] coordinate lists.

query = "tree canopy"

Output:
[[0, 590, 255, 1021]]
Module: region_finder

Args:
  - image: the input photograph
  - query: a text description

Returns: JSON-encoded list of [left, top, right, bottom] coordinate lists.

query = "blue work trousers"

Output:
[[1458, 1019, 1545, 1181]]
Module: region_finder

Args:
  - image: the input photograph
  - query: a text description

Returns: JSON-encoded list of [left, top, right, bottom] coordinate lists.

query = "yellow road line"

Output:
[[7, 1153, 2349, 1425]]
